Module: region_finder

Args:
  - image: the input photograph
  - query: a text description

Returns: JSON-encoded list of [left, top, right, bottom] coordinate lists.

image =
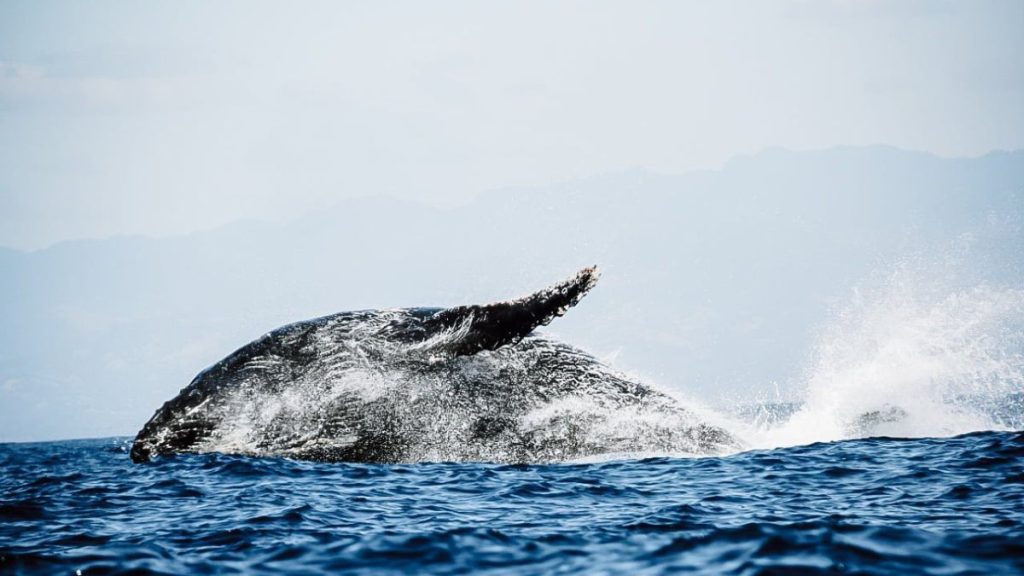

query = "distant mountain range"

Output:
[[2, 146, 1022, 441]]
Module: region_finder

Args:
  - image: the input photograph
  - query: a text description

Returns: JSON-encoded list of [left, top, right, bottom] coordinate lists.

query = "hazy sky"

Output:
[[2, 0, 1022, 250]]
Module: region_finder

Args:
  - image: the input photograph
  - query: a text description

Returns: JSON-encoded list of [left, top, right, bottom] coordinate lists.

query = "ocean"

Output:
[[2, 429, 1022, 575]]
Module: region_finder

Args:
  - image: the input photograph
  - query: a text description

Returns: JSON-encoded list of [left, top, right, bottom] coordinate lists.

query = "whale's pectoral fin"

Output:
[[413, 266, 600, 357]]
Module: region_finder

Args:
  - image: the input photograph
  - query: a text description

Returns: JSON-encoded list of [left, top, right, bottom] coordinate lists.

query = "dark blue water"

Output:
[[2, 431, 1022, 575]]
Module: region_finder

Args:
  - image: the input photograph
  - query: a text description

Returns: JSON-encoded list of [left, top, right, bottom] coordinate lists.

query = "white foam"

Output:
[[751, 265, 1024, 450]]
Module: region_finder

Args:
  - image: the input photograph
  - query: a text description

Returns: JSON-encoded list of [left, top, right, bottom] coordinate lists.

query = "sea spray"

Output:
[[759, 265, 1024, 449]]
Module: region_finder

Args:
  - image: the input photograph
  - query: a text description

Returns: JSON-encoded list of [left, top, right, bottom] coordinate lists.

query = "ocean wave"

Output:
[[2, 431, 1022, 574]]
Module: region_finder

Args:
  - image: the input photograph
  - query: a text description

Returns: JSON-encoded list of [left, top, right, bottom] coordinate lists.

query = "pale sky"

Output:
[[2, 0, 1022, 250]]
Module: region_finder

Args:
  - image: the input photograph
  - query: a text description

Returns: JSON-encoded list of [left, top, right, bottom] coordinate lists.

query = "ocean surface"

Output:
[[2, 430, 1023, 575]]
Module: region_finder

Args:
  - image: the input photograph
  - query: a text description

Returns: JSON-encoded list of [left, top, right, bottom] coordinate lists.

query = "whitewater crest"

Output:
[[131, 267, 741, 464]]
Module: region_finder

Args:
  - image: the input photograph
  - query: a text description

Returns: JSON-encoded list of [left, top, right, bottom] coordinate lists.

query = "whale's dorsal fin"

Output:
[[417, 266, 600, 357]]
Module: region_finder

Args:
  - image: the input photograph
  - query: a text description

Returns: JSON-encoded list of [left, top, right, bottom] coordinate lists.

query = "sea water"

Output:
[[1, 432, 1022, 574]]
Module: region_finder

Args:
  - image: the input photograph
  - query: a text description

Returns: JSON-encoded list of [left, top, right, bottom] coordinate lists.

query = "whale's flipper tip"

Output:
[[553, 265, 600, 312], [419, 266, 601, 357], [510, 264, 601, 326]]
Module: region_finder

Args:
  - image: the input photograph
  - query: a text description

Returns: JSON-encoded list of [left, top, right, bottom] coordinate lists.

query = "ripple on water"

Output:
[[1, 431, 1023, 574]]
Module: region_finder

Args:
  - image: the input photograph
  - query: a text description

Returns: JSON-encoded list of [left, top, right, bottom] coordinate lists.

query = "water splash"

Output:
[[757, 265, 1024, 449]]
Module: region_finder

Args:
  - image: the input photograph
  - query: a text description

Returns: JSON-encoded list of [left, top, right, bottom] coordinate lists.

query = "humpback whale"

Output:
[[131, 267, 741, 463]]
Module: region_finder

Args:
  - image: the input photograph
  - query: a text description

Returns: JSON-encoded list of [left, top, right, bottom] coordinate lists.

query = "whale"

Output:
[[131, 267, 742, 463]]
